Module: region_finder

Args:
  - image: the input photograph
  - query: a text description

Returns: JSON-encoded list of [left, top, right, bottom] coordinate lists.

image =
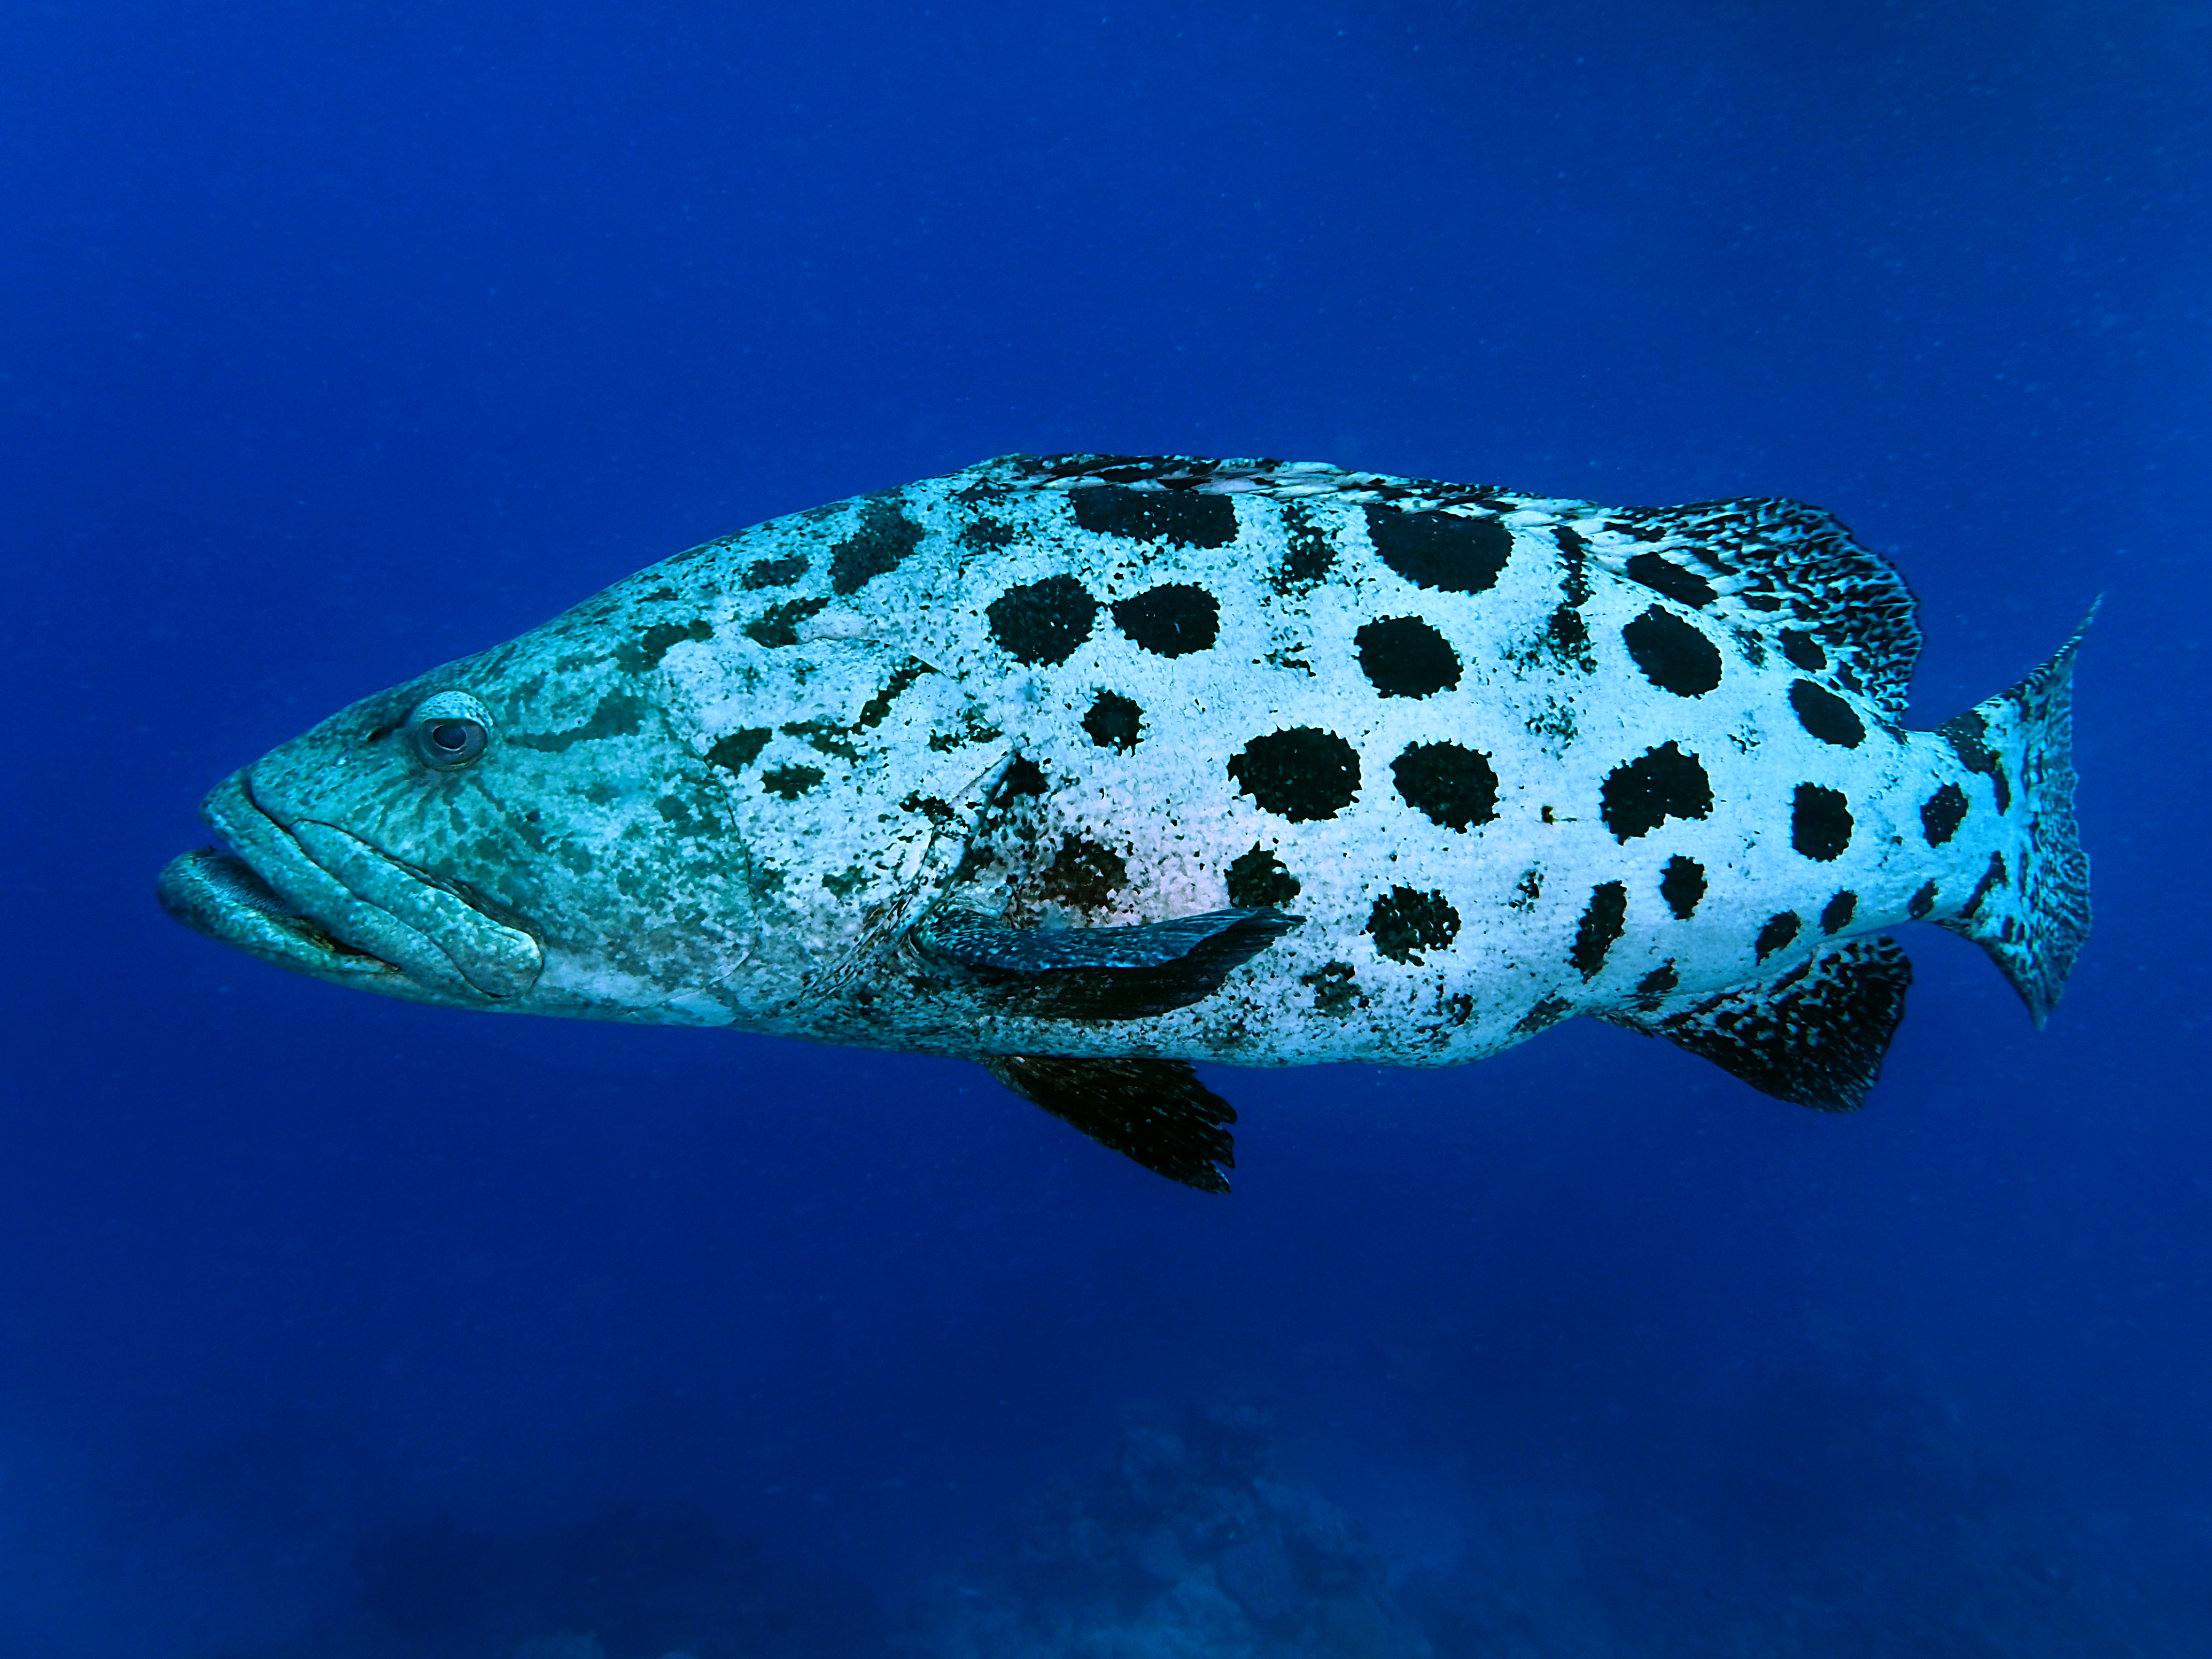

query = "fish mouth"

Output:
[[158, 772, 544, 1003]]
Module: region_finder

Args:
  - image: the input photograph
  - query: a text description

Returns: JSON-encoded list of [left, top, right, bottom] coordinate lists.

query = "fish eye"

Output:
[[420, 718, 486, 764], [407, 691, 496, 772]]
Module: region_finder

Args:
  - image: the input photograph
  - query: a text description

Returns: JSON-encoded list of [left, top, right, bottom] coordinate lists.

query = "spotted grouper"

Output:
[[160, 454, 2091, 1190]]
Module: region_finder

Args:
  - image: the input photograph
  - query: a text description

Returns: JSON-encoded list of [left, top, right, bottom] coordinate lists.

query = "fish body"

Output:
[[162, 455, 2090, 1189]]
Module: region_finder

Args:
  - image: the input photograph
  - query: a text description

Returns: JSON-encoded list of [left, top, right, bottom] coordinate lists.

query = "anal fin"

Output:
[[1618, 936, 1913, 1112], [982, 1056, 1235, 1192]]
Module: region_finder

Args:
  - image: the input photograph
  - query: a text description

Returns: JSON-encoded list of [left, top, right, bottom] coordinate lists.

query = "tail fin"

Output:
[[1934, 606, 2095, 1026]]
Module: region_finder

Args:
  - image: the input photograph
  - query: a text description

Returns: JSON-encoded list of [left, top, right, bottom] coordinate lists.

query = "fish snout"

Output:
[[170, 771, 543, 1003]]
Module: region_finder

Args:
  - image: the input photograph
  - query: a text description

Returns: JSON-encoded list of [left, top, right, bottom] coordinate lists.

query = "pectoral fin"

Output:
[[913, 906, 1300, 1020], [981, 1056, 1236, 1193]]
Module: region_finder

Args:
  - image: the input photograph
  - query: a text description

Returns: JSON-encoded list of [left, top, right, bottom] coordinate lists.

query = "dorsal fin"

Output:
[[1609, 936, 1914, 1112], [988, 458, 1923, 717], [1572, 498, 1923, 719], [1002, 452, 1522, 512]]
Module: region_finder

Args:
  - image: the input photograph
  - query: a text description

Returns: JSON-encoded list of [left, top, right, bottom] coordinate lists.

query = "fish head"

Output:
[[158, 613, 762, 1023]]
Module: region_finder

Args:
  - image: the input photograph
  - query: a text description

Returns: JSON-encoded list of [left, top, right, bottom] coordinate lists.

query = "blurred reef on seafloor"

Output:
[[193, 1384, 2205, 1657], [889, 1393, 2195, 1659], [895, 1398, 1433, 1659]]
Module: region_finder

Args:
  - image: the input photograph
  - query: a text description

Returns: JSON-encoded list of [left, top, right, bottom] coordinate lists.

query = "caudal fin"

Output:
[[1934, 607, 2094, 1026]]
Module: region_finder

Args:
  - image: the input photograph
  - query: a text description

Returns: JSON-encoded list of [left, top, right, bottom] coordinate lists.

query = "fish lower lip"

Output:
[[158, 846, 406, 979], [165, 772, 543, 1001]]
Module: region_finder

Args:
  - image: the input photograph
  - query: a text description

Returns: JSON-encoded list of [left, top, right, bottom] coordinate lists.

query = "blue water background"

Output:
[[4, 3, 2208, 1653]]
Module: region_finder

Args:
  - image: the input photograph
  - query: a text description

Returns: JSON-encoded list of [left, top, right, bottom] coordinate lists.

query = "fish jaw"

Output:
[[158, 771, 544, 1006]]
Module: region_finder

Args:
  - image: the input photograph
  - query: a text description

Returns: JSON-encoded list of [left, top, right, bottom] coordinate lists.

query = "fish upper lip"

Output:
[[165, 771, 544, 1001]]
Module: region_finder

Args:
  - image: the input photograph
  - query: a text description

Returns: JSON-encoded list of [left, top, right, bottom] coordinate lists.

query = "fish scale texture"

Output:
[[601, 454, 2043, 1067]]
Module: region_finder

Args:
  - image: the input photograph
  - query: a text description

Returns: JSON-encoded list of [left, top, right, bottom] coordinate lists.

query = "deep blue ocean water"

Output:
[[4, 3, 2208, 1654]]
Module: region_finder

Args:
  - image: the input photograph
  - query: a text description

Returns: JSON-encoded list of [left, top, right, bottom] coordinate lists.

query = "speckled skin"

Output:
[[165, 454, 2084, 1079]]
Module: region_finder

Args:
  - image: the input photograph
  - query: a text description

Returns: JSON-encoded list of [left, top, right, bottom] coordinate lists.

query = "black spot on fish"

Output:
[[1515, 995, 1573, 1034], [705, 728, 772, 773], [1637, 962, 1680, 997], [1820, 891, 1858, 934], [1780, 630, 1826, 671], [780, 717, 859, 762], [1659, 855, 1706, 919], [1937, 708, 2012, 812], [741, 555, 808, 590], [1366, 885, 1461, 965], [1957, 851, 2008, 920], [1908, 881, 1938, 919], [1545, 603, 1592, 668], [1038, 835, 1127, 912], [1755, 911, 1801, 962], [1625, 552, 1716, 608], [956, 516, 1018, 554], [854, 658, 936, 730], [1225, 845, 1301, 909], [1792, 783, 1853, 862], [1921, 782, 1969, 847], [508, 691, 647, 752], [987, 575, 1097, 666], [1000, 757, 1051, 797], [1113, 584, 1220, 657], [1272, 502, 1336, 591], [760, 764, 824, 800], [1569, 882, 1628, 979], [1543, 526, 1596, 671], [899, 791, 957, 826], [1510, 869, 1542, 910], [1364, 505, 1510, 595], [1621, 606, 1724, 696], [1600, 742, 1713, 841], [743, 597, 831, 648], [1731, 627, 1768, 668], [1072, 485, 1238, 547], [1789, 678, 1865, 748], [1356, 616, 1461, 698], [829, 494, 925, 595], [1228, 727, 1361, 821], [1555, 524, 1593, 587], [929, 705, 1004, 753], [618, 617, 712, 672], [1082, 691, 1143, 751], [1391, 742, 1498, 831], [952, 475, 1013, 505], [1302, 960, 1363, 1014]]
